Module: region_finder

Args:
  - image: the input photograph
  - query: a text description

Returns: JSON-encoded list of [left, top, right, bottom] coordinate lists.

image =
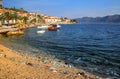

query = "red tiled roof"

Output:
[[0, 9, 15, 13]]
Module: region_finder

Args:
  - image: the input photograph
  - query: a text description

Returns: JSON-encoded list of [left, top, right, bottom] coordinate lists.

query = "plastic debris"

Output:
[[53, 61, 60, 67], [49, 67, 57, 73]]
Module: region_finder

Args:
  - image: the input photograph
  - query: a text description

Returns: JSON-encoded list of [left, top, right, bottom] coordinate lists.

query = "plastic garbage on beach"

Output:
[[49, 67, 57, 73], [53, 61, 61, 67]]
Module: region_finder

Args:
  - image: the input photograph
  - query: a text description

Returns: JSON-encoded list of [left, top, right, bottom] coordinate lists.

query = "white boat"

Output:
[[37, 30, 45, 34], [37, 25, 50, 29], [56, 24, 61, 28]]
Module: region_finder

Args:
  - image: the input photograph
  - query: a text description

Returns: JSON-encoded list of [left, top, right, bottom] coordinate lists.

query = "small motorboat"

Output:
[[48, 24, 61, 31], [37, 30, 45, 34], [37, 24, 50, 29], [7, 31, 24, 36], [57, 24, 61, 28]]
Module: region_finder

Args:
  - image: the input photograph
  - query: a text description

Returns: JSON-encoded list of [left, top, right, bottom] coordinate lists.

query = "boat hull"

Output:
[[37, 25, 50, 29], [48, 24, 61, 31], [37, 30, 45, 34]]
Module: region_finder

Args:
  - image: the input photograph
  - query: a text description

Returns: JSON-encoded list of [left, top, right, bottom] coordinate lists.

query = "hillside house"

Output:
[[44, 16, 61, 24]]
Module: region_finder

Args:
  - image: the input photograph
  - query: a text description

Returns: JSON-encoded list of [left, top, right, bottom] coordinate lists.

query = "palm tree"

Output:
[[15, 16, 23, 30], [37, 15, 45, 24], [30, 18, 36, 24], [3, 12, 13, 25], [22, 16, 28, 24], [16, 16, 28, 29], [11, 12, 18, 24], [0, 15, 3, 27], [0, 13, 6, 25]]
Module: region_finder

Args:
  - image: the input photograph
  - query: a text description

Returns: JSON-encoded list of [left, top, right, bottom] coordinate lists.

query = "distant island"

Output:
[[75, 14, 120, 24]]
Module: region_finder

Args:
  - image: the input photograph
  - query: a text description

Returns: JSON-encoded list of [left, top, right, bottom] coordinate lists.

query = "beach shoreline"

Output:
[[0, 43, 98, 79]]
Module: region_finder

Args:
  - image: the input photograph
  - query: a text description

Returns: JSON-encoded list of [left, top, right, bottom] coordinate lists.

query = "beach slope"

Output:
[[0, 44, 96, 79]]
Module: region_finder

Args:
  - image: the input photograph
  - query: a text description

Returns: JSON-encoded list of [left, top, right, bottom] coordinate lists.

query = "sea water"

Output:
[[0, 24, 120, 78]]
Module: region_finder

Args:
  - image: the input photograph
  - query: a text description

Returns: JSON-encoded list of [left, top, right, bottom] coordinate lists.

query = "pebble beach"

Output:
[[0, 44, 98, 79]]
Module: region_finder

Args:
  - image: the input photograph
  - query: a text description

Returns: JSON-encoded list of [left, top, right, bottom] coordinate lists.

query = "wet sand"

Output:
[[0, 44, 99, 79]]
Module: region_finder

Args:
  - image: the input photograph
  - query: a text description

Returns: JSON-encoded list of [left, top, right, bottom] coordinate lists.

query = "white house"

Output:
[[44, 16, 61, 24]]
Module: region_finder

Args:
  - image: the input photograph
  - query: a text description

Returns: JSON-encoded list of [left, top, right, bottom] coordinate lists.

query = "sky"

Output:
[[2, 0, 120, 18]]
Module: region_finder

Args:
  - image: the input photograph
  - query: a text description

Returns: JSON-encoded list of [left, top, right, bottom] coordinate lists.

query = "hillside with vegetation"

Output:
[[0, 7, 77, 27], [75, 14, 120, 23]]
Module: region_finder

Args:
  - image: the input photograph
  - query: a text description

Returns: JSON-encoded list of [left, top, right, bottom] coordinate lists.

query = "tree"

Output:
[[2, 12, 19, 25], [37, 15, 45, 24], [3, 12, 13, 25], [70, 19, 78, 23], [11, 12, 18, 24], [30, 18, 36, 24], [0, 5, 2, 9], [22, 16, 28, 24], [0, 15, 3, 26], [0, 14, 6, 25], [16, 16, 28, 28]]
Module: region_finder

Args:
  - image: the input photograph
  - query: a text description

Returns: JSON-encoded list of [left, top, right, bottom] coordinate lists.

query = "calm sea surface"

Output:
[[1, 24, 120, 78]]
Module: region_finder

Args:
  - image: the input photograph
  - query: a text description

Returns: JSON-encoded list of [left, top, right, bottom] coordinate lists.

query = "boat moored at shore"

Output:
[[37, 24, 50, 29], [37, 30, 46, 34], [48, 24, 61, 31]]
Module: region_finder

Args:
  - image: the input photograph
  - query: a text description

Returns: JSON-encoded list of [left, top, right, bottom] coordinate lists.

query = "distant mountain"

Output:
[[75, 14, 120, 23]]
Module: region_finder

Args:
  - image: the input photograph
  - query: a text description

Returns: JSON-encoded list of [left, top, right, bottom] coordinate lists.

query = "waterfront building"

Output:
[[44, 16, 61, 24], [17, 12, 29, 17]]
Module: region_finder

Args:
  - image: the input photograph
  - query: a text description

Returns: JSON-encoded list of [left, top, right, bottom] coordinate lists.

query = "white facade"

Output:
[[44, 16, 61, 24]]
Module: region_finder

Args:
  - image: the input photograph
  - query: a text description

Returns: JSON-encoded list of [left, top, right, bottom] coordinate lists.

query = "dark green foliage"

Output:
[[70, 19, 78, 23], [3, 7, 28, 13]]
